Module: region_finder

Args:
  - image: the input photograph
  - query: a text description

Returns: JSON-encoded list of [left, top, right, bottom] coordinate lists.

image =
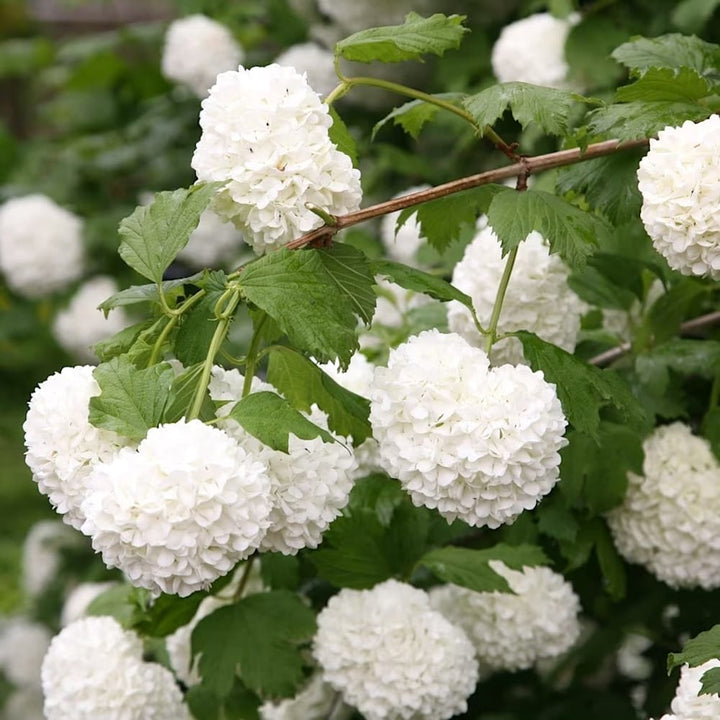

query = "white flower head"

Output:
[[274, 42, 338, 98], [370, 330, 568, 528], [491, 12, 579, 89], [0, 194, 84, 298], [379, 186, 431, 266], [52, 276, 130, 363], [80, 418, 273, 596], [0, 618, 51, 689], [178, 207, 245, 268], [21, 520, 81, 599], [447, 219, 584, 366], [23, 365, 129, 529], [161, 14, 244, 97], [655, 660, 720, 720], [607, 422, 720, 589], [42, 616, 191, 720], [192, 63, 362, 254], [313, 579, 479, 720], [429, 562, 581, 674], [637, 115, 720, 278]]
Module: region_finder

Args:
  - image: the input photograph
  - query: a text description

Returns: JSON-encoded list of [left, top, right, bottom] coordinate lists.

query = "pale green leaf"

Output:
[[372, 93, 465, 140], [615, 66, 713, 102], [328, 107, 357, 166]]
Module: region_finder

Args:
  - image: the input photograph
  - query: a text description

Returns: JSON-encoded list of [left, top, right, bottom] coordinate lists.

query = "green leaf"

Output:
[[486, 189, 602, 269], [419, 544, 549, 594], [328, 107, 357, 166], [699, 666, 720, 697], [240, 245, 374, 367], [372, 93, 465, 140], [134, 592, 205, 637], [536, 495, 580, 543], [647, 280, 707, 343], [336, 12, 468, 64], [668, 624, 720, 673], [464, 82, 587, 136], [93, 320, 152, 363], [193, 591, 316, 698], [615, 66, 714, 102], [98, 274, 206, 312], [266, 346, 371, 444], [516, 331, 647, 441], [118, 183, 221, 282], [587, 518, 627, 600], [702, 408, 720, 463], [164, 364, 216, 425], [637, 339, 720, 385], [126, 316, 174, 369], [259, 553, 300, 591], [225, 391, 336, 453], [86, 585, 149, 629], [186, 685, 221, 720], [89, 356, 175, 439], [568, 264, 638, 310], [672, 0, 720, 34]]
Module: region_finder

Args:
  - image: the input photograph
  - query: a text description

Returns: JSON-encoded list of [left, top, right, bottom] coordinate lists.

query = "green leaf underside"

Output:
[[193, 590, 316, 698], [464, 82, 586, 136], [419, 544, 549, 594], [668, 625, 720, 673], [266, 346, 371, 445], [86, 585, 147, 628], [118, 182, 220, 282], [328, 107, 358, 166], [614, 66, 714, 102], [225, 391, 336, 453], [699, 666, 720, 697], [336, 12, 468, 64], [98, 274, 204, 312], [486, 189, 601, 269], [516, 331, 647, 441], [89, 356, 174, 439], [134, 592, 205, 637], [372, 93, 465, 140], [240, 245, 374, 367], [93, 320, 151, 363]]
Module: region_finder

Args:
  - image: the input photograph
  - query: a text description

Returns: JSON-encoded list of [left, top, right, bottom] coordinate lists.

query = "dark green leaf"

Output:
[[329, 107, 357, 166], [672, 0, 720, 34], [135, 592, 205, 637], [637, 339, 720, 384], [699, 666, 720, 697], [536, 495, 580, 543], [615, 66, 713, 102], [93, 320, 152, 363], [118, 183, 221, 282], [98, 274, 206, 312], [647, 280, 707, 343], [259, 553, 300, 591], [565, 18, 627, 88], [89, 356, 174, 439], [336, 12, 468, 63], [372, 94, 465, 140], [186, 685, 220, 720], [668, 624, 720, 672], [703, 408, 720, 463], [266, 346, 371, 444], [588, 519, 627, 600], [193, 591, 316, 698], [164, 363, 216, 425], [419, 544, 549, 593], [568, 264, 638, 310]]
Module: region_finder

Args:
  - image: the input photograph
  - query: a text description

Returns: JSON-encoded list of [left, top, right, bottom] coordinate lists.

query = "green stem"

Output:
[[233, 554, 257, 602], [149, 315, 178, 366], [242, 313, 268, 398], [484, 246, 518, 355]]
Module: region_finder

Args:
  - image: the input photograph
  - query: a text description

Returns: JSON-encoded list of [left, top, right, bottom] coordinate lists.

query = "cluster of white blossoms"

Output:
[[607, 422, 720, 589], [313, 579, 479, 720], [274, 42, 338, 98], [23, 365, 128, 530], [192, 64, 362, 254], [379, 186, 431, 267], [637, 115, 720, 279], [655, 660, 720, 720], [370, 330, 568, 528], [177, 206, 245, 268], [0, 194, 84, 299], [161, 14, 244, 97], [447, 219, 584, 366], [21, 520, 80, 599], [429, 562, 581, 674], [52, 276, 130, 363], [42, 616, 190, 719], [491, 12, 579, 89]]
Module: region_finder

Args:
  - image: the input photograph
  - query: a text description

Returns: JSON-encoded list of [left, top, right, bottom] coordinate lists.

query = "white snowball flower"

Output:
[[80, 418, 273, 596], [637, 115, 720, 279], [52, 276, 130, 363], [192, 64, 362, 254], [313, 579, 478, 720], [380, 186, 431, 267], [0, 194, 84, 298], [260, 673, 352, 720], [370, 330, 567, 528], [23, 365, 128, 530], [429, 562, 581, 674], [42, 616, 191, 720], [491, 12, 578, 89], [178, 207, 245, 268], [60, 581, 118, 627], [607, 423, 720, 589], [0, 618, 51, 689], [21, 520, 80, 599], [161, 14, 244, 97], [447, 218, 584, 366], [652, 660, 720, 720], [275, 42, 338, 98]]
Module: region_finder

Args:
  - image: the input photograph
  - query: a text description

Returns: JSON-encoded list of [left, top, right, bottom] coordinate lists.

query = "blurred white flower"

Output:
[[616, 632, 653, 681], [275, 42, 338, 98], [192, 64, 361, 254], [313, 579, 478, 720], [4, 687, 44, 720], [260, 673, 351, 720], [60, 581, 118, 627], [0, 617, 51, 689], [21, 520, 80, 599], [637, 115, 720, 278], [379, 186, 430, 267], [161, 14, 244, 97], [178, 207, 245, 268], [0, 194, 84, 298]]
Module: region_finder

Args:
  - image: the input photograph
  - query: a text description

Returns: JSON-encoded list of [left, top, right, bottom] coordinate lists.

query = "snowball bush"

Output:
[[429, 562, 581, 673], [313, 579, 478, 720], [161, 14, 244, 97], [655, 660, 720, 720], [637, 115, 720, 278], [0, 194, 84, 298], [192, 64, 362, 253], [370, 330, 568, 528], [275, 42, 338, 98]]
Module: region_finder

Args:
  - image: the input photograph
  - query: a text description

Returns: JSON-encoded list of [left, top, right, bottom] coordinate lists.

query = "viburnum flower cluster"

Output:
[[607, 422, 720, 589], [313, 579, 479, 720], [637, 114, 720, 279], [161, 14, 244, 97], [0, 194, 84, 298], [369, 330, 568, 528], [447, 218, 584, 366], [654, 660, 720, 720], [274, 42, 338, 98], [491, 12, 578, 89], [429, 562, 582, 674], [41, 616, 190, 720], [192, 64, 362, 254]]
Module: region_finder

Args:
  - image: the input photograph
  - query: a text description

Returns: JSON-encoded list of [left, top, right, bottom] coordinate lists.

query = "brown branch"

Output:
[[285, 137, 649, 250]]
